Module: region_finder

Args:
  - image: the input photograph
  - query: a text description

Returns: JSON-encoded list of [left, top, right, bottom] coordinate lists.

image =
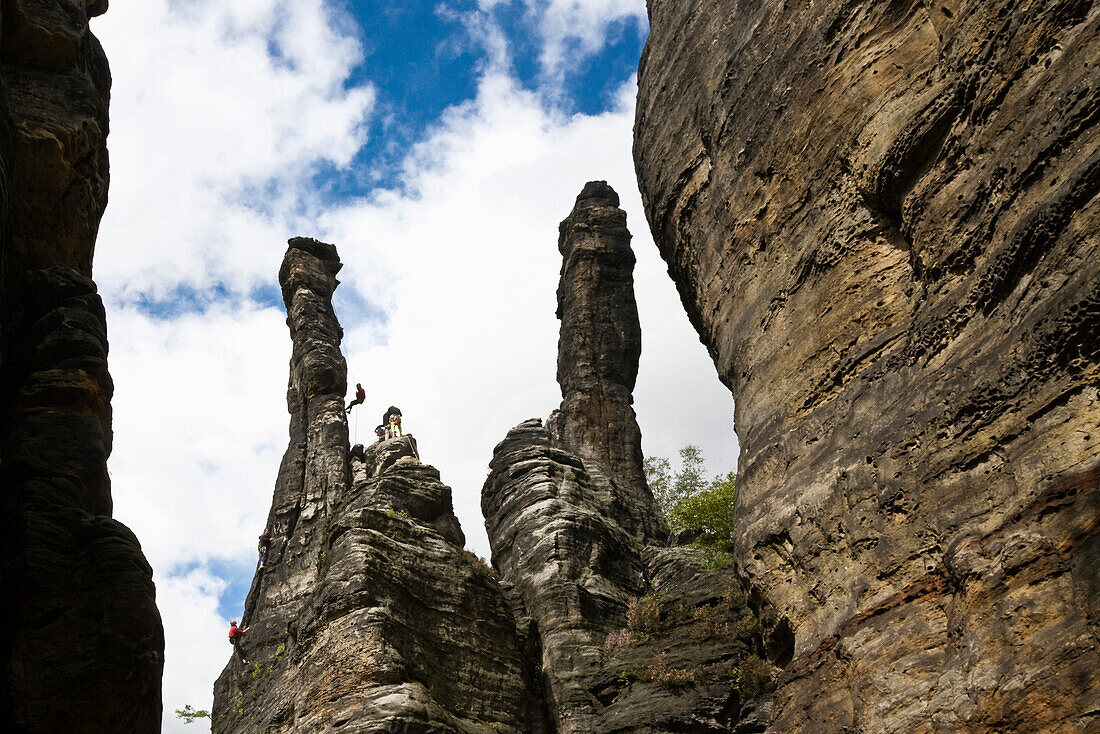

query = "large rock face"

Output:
[[636, 1, 1100, 730], [0, 1, 164, 731], [483, 182, 781, 733], [212, 239, 533, 733]]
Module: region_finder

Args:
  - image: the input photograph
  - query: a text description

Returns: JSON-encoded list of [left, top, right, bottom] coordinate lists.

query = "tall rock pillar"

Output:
[[483, 182, 667, 733], [0, 1, 164, 731], [549, 180, 662, 540], [213, 238, 531, 733]]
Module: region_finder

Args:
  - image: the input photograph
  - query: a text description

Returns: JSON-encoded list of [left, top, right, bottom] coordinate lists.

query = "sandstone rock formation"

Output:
[[212, 239, 535, 733], [0, 1, 164, 731], [483, 182, 782, 732], [636, 1, 1100, 730]]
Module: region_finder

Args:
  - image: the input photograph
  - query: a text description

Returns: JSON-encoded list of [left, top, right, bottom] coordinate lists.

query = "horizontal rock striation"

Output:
[[213, 239, 531, 733], [635, 0, 1100, 730], [0, 1, 164, 731], [484, 182, 778, 732]]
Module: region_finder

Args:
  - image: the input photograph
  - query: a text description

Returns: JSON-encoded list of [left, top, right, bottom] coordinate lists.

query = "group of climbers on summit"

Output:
[[345, 384, 404, 441]]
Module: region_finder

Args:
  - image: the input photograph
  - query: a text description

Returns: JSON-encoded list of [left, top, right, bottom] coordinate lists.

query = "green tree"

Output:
[[644, 456, 673, 515], [668, 471, 737, 548], [645, 445, 712, 518]]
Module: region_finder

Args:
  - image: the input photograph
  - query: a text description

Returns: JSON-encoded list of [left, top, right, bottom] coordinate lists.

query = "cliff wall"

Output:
[[635, 1, 1100, 730], [212, 239, 534, 733], [0, 1, 163, 730]]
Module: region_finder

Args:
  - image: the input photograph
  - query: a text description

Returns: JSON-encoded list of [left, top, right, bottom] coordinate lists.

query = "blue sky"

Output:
[[92, 1, 737, 728]]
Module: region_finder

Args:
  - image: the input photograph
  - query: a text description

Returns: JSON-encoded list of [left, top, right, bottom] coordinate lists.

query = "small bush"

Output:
[[721, 583, 745, 609], [626, 593, 665, 636], [639, 653, 702, 687], [732, 655, 772, 699], [692, 605, 730, 638], [735, 614, 760, 641], [175, 705, 210, 723], [462, 549, 495, 579], [703, 550, 733, 570], [604, 628, 633, 648]]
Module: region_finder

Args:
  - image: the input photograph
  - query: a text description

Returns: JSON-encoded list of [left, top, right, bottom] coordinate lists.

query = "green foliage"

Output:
[[175, 705, 210, 723], [645, 447, 736, 545], [673, 446, 707, 504], [235, 698, 244, 715], [626, 592, 666, 637], [703, 550, 733, 570], [645, 446, 711, 518], [669, 471, 737, 547], [643, 456, 673, 516], [732, 655, 772, 699]]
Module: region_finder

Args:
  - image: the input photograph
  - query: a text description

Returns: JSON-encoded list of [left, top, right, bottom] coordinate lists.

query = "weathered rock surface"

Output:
[[213, 239, 532, 733], [484, 182, 779, 732], [636, 1, 1100, 730], [0, 1, 164, 731], [549, 181, 662, 541]]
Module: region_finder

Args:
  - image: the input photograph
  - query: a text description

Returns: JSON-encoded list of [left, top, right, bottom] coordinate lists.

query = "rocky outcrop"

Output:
[[0, 1, 164, 731], [483, 182, 780, 732], [636, 1, 1100, 730], [212, 239, 533, 733]]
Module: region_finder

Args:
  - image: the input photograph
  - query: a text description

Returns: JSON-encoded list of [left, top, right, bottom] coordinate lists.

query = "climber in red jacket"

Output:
[[345, 383, 365, 413], [228, 620, 249, 663]]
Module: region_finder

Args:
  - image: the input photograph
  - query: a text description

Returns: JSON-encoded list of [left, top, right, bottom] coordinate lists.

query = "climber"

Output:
[[375, 425, 386, 442], [228, 620, 249, 663], [383, 406, 403, 438], [257, 528, 272, 570], [346, 383, 366, 413]]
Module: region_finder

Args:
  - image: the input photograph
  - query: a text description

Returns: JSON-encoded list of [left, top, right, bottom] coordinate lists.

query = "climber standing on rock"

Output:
[[346, 382, 365, 413], [374, 425, 386, 442], [228, 620, 249, 663], [383, 406, 402, 438], [257, 528, 272, 570]]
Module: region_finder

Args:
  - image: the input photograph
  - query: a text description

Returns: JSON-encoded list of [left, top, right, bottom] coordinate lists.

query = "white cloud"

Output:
[[92, 2, 732, 731], [318, 71, 735, 561], [93, 0, 373, 301], [158, 568, 230, 728], [477, 0, 649, 84]]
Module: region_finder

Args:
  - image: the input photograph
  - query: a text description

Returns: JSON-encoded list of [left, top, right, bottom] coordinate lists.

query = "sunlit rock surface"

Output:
[[0, 1, 164, 730], [635, 1, 1100, 730]]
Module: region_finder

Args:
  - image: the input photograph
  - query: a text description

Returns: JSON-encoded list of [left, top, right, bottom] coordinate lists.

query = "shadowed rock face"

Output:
[[0, 1, 164, 731], [483, 182, 779, 732], [213, 239, 532, 733], [636, 1, 1099, 730]]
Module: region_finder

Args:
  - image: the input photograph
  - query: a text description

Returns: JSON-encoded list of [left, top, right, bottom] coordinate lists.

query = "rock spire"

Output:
[[213, 238, 534, 733], [549, 180, 662, 540], [483, 182, 780, 732]]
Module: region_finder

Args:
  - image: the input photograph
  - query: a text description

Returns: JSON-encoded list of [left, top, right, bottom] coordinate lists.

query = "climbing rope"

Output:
[[338, 340, 359, 445]]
